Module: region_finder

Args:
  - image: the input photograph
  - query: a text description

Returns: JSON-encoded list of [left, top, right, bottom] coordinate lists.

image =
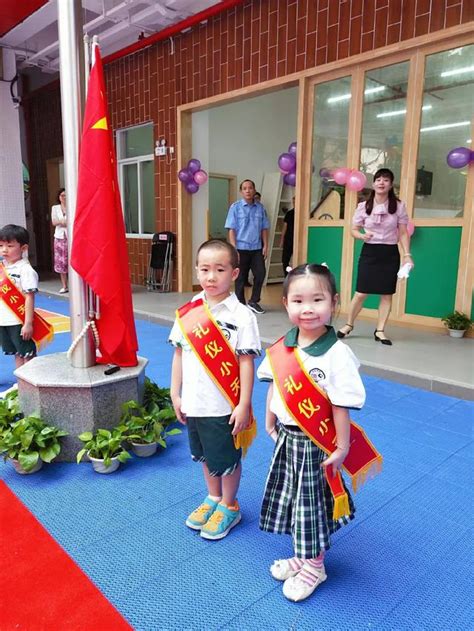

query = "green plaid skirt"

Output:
[[260, 424, 355, 558]]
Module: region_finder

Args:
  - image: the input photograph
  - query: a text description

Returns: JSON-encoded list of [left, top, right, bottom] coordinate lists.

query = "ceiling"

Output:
[[0, 0, 223, 75]]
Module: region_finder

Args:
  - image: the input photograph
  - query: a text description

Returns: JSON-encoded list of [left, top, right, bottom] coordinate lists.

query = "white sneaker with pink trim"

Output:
[[282, 562, 327, 602]]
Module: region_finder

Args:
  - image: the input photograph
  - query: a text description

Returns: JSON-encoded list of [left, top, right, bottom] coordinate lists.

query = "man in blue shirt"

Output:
[[225, 179, 269, 314]]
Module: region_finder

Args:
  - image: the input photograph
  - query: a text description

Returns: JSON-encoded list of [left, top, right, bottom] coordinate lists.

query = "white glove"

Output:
[[397, 262, 413, 279]]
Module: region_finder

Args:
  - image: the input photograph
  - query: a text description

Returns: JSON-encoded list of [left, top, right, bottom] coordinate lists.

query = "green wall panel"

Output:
[[351, 240, 379, 310], [307, 227, 343, 292], [405, 227, 461, 318]]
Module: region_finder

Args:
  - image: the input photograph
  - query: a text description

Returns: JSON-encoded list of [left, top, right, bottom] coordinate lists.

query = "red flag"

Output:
[[71, 45, 138, 367]]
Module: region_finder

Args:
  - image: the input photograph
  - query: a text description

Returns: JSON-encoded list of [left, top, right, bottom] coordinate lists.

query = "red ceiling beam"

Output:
[[103, 0, 246, 65]]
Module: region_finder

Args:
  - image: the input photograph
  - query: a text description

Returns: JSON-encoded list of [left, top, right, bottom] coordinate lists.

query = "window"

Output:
[[414, 45, 474, 219], [359, 61, 410, 190], [310, 76, 351, 220], [117, 124, 155, 235]]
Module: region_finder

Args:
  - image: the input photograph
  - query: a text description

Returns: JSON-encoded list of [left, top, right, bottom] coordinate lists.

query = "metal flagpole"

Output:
[[57, 0, 95, 367]]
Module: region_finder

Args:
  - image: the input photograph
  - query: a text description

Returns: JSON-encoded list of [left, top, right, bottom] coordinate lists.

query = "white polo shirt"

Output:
[[0, 258, 39, 327], [169, 291, 261, 416], [257, 326, 365, 426]]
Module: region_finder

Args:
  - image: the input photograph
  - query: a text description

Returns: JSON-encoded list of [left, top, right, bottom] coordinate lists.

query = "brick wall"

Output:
[[26, 0, 473, 284]]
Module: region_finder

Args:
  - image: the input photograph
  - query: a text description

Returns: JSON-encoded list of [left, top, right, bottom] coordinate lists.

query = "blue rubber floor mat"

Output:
[[1, 294, 473, 630]]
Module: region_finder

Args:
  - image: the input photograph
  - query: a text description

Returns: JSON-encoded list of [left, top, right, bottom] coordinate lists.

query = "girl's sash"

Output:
[[176, 298, 256, 456], [0, 263, 54, 350], [267, 338, 382, 520]]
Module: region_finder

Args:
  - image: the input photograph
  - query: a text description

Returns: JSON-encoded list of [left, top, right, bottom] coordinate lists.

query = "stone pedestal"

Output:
[[15, 353, 148, 461]]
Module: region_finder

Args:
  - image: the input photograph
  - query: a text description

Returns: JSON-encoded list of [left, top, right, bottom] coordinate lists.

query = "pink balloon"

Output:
[[346, 170, 367, 192], [193, 169, 208, 185], [332, 167, 351, 185], [407, 220, 415, 237]]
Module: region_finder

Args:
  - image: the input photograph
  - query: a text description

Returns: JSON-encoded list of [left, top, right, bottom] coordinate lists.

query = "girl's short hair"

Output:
[[282, 263, 337, 299], [196, 238, 239, 269]]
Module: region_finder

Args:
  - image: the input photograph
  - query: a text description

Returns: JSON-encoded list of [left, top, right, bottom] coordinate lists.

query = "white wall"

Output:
[[0, 49, 25, 228], [191, 87, 298, 282]]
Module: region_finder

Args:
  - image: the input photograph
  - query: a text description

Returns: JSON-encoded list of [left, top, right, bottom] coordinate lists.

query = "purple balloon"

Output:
[[283, 172, 297, 186], [178, 168, 193, 183], [319, 168, 331, 178], [288, 141, 297, 155], [278, 152, 296, 174], [185, 180, 199, 194], [187, 158, 201, 174], [446, 147, 471, 169]]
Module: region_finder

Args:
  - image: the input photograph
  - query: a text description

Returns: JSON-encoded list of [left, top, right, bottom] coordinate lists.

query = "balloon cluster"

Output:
[[446, 146, 474, 169], [319, 166, 367, 192], [178, 159, 208, 194], [278, 141, 298, 186]]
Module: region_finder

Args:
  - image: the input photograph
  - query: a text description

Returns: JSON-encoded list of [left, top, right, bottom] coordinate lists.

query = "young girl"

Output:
[[257, 264, 366, 602]]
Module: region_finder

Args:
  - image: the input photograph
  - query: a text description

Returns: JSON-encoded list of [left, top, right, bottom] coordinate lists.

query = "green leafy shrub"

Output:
[[441, 311, 472, 331], [0, 415, 68, 472], [76, 425, 132, 467], [121, 400, 181, 447]]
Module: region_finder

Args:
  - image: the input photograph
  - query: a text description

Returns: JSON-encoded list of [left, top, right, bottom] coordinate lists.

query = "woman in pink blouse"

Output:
[[337, 168, 413, 345]]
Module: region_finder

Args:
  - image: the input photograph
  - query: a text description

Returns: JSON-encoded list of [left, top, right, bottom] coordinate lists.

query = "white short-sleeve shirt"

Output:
[[0, 258, 39, 326], [257, 326, 365, 426], [169, 291, 261, 416]]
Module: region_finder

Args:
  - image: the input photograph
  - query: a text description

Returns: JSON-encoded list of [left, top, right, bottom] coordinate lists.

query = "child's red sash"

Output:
[[267, 338, 382, 520], [176, 298, 256, 456], [0, 263, 54, 350]]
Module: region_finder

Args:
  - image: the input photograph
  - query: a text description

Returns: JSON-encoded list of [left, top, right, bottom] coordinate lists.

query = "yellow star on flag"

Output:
[[91, 116, 107, 130]]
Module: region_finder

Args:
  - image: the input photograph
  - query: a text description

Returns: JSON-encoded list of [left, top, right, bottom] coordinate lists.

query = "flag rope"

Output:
[[67, 320, 100, 360]]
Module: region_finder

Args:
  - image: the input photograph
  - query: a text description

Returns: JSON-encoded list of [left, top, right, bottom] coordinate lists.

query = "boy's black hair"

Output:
[[366, 168, 399, 215], [239, 179, 256, 190], [282, 263, 337, 299], [0, 224, 30, 246], [196, 238, 239, 269]]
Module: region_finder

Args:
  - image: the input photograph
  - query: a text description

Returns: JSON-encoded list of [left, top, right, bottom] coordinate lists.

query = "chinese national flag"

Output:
[[71, 45, 138, 367]]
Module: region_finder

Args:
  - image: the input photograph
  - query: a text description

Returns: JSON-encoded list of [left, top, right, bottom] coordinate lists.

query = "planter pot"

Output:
[[89, 455, 120, 474], [11, 458, 43, 475], [448, 328, 466, 338], [131, 441, 158, 457]]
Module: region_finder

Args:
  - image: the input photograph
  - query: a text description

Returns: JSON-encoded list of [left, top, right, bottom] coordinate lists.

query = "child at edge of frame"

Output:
[[169, 238, 261, 540], [0, 224, 39, 369], [257, 263, 368, 602]]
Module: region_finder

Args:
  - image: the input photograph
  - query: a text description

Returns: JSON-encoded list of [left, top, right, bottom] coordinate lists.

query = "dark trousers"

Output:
[[236, 249, 266, 304], [282, 244, 293, 277]]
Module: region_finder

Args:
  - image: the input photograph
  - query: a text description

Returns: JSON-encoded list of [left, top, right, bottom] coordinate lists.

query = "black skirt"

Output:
[[356, 243, 400, 295]]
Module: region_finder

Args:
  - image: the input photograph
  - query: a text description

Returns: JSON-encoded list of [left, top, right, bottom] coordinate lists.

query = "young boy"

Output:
[[169, 239, 261, 540], [0, 224, 38, 368]]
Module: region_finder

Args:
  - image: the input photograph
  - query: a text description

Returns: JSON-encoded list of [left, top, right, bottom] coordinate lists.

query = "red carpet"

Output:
[[0, 481, 133, 631]]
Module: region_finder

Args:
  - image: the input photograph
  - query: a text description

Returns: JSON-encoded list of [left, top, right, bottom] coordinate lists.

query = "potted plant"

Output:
[[0, 387, 22, 431], [121, 400, 181, 457], [76, 425, 133, 474], [441, 310, 472, 338], [0, 414, 68, 474], [142, 378, 177, 430]]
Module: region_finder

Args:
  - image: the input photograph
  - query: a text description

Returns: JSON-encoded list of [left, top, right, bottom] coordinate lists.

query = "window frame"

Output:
[[116, 124, 155, 238]]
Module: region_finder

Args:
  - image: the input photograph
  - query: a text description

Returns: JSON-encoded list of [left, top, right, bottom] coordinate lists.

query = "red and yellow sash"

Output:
[[0, 263, 54, 350], [176, 298, 256, 456], [267, 338, 382, 520]]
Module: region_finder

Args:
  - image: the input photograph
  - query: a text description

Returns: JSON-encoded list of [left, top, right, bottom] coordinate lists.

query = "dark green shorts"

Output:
[[0, 325, 37, 358], [187, 415, 241, 477]]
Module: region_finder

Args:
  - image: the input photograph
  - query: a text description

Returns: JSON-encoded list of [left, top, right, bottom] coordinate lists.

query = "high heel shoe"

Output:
[[337, 324, 353, 339], [374, 330, 392, 345]]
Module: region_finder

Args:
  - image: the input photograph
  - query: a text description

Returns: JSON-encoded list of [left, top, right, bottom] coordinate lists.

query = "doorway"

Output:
[[208, 173, 236, 239]]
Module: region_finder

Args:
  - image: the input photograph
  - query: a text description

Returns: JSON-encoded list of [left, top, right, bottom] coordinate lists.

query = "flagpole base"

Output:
[[14, 353, 148, 461]]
